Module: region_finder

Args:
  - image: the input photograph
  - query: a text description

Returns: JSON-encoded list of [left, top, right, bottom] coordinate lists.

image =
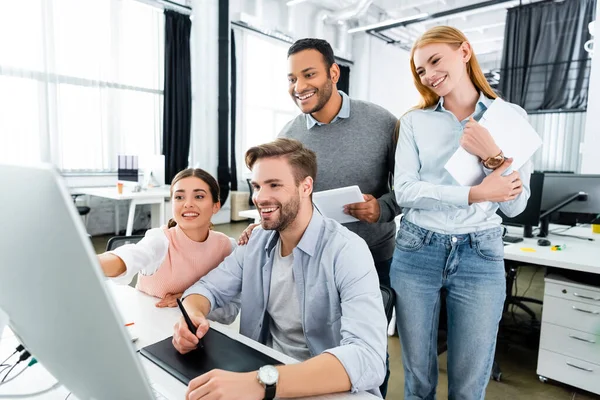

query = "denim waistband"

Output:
[[399, 219, 503, 246]]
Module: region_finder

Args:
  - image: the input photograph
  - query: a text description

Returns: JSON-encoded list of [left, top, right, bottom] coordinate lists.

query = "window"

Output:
[[237, 31, 299, 177], [0, 0, 164, 172]]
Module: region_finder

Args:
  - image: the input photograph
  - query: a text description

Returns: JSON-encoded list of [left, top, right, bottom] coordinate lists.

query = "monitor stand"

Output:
[[523, 225, 534, 238]]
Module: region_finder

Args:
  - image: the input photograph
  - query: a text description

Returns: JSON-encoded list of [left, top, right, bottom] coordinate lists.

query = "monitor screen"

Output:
[[498, 171, 544, 227], [541, 173, 600, 215], [118, 154, 138, 183]]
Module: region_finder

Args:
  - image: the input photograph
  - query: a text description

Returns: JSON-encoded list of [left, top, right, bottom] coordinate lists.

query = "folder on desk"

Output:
[[140, 328, 281, 384]]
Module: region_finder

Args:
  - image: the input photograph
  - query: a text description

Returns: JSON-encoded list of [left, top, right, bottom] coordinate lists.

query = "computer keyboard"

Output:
[[503, 235, 524, 244]]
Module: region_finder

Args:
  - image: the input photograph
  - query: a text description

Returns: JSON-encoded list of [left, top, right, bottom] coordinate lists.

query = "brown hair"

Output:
[[410, 26, 497, 110], [167, 168, 220, 229], [245, 138, 317, 185]]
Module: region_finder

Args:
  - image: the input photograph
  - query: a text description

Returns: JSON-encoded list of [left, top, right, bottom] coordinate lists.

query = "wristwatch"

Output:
[[482, 150, 505, 170], [257, 365, 278, 400]]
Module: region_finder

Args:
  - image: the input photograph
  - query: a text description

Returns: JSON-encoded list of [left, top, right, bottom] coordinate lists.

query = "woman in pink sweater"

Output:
[[98, 168, 235, 310]]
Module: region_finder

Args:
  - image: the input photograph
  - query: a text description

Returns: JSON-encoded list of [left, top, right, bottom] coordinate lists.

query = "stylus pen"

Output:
[[176, 298, 204, 349]]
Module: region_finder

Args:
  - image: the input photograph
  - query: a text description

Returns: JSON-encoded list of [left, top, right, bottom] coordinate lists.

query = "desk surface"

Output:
[[75, 186, 171, 201], [503, 225, 600, 274], [0, 284, 377, 399]]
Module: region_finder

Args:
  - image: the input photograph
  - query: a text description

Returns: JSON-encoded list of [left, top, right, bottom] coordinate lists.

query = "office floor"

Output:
[[92, 221, 600, 400]]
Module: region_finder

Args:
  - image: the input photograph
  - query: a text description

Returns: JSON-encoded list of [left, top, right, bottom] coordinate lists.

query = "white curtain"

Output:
[[0, 0, 164, 172], [234, 28, 299, 186], [530, 112, 587, 173]]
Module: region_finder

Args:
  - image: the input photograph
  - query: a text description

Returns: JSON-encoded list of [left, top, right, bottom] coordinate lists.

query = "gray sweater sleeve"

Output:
[[376, 117, 402, 223]]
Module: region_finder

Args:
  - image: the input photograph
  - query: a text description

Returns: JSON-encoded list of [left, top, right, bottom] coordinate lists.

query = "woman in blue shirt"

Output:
[[392, 26, 533, 400]]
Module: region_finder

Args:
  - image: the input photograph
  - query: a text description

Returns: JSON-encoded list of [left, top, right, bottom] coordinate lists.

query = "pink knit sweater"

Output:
[[136, 226, 232, 298]]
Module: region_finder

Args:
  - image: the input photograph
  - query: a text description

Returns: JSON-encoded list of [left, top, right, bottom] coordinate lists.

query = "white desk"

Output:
[[75, 186, 171, 236], [503, 224, 600, 394], [503, 225, 600, 274], [0, 284, 377, 399], [238, 209, 260, 223]]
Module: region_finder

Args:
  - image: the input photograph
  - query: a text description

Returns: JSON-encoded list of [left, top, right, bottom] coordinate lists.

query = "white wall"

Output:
[[351, 34, 420, 117], [581, 4, 600, 174]]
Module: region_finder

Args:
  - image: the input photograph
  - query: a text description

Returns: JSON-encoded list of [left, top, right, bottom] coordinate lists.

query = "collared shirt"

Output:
[[305, 90, 351, 129], [394, 92, 533, 234], [183, 210, 387, 397]]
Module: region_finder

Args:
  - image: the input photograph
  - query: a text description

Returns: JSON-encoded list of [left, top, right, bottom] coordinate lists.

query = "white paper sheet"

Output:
[[444, 98, 542, 187], [313, 185, 365, 224]]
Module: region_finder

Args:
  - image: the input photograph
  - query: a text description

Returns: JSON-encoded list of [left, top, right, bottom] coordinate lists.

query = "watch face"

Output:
[[259, 365, 279, 385]]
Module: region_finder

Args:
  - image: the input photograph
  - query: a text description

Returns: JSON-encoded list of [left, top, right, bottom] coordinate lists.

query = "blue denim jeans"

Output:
[[390, 220, 506, 400]]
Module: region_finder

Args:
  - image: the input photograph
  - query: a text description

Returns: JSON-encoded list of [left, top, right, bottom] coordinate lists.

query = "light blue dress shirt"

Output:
[[305, 90, 351, 129], [394, 92, 533, 234], [183, 209, 387, 397]]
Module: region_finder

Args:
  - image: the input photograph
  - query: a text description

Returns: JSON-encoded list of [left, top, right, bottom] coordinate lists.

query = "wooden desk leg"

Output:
[[126, 200, 137, 236]]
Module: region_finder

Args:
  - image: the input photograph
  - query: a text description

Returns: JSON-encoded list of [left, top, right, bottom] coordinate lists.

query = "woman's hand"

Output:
[[237, 223, 259, 245], [155, 292, 183, 308], [469, 159, 523, 203], [460, 117, 501, 160]]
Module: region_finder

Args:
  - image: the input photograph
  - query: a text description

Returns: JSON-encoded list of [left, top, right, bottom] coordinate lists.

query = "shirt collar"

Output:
[[435, 91, 493, 116], [306, 90, 350, 130], [264, 207, 323, 258]]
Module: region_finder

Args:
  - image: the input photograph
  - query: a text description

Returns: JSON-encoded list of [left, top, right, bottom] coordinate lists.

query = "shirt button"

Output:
[[452, 237, 458, 243]]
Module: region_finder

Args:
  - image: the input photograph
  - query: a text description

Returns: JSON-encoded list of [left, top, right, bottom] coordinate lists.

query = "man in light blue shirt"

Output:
[[172, 138, 387, 400]]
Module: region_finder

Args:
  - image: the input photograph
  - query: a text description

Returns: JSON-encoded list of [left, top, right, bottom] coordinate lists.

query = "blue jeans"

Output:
[[390, 220, 506, 400]]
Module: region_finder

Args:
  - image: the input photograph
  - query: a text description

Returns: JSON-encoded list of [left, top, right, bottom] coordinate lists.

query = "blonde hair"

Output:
[[410, 26, 497, 110]]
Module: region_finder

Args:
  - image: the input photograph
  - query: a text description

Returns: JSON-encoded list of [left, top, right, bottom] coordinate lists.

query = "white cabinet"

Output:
[[537, 275, 600, 394]]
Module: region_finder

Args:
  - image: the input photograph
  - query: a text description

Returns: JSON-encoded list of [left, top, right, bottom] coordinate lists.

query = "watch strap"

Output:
[[264, 384, 276, 400]]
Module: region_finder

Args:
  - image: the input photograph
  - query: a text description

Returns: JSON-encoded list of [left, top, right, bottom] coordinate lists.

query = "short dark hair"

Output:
[[245, 138, 317, 185], [287, 38, 335, 71]]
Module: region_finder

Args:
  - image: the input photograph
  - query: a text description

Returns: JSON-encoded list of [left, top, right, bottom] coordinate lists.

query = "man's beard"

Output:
[[260, 194, 300, 232], [302, 78, 334, 115]]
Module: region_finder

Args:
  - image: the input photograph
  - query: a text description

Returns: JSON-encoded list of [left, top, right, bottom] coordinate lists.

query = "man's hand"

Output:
[[237, 223, 259, 245], [344, 194, 380, 223], [155, 292, 183, 308], [186, 370, 264, 400], [172, 312, 210, 354], [460, 117, 501, 160], [469, 159, 523, 204]]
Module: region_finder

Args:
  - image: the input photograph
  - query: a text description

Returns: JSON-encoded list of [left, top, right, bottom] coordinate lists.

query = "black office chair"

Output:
[[380, 285, 396, 324], [71, 193, 91, 225], [246, 179, 255, 208], [106, 235, 144, 251], [504, 260, 543, 320]]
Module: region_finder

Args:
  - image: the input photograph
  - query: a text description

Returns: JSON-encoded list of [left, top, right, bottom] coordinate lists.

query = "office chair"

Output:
[[504, 260, 543, 320], [380, 285, 396, 324], [71, 193, 91, 226], [106, 235, 144, 288], [106, 235, 144, 252], [246, 179, 255, 208]]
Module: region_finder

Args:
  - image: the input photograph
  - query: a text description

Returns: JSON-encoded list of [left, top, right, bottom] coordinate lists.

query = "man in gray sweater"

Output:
[[280, 38, 401, 288]]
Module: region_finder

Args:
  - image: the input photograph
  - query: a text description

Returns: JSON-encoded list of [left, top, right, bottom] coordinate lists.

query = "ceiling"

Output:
[[293, 0, 542, 73]]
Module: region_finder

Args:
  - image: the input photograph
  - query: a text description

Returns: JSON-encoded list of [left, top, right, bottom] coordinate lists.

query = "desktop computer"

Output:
[[498, 171, 545, 241], [538, 173, 600, 237], [0, 163, 157, 399]]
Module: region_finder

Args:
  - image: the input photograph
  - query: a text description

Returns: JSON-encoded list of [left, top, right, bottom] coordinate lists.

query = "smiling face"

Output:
[[171, 177, 219, 231], [413, 42, 471, 98], [287, 49, 336, 114], [250, 157, 310, 232]]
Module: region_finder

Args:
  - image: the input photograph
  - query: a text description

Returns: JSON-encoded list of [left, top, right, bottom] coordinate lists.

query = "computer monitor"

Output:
[[498, 171, 545, 238], [118, 154, 139, 184], [0, 163, 156, 399], [541, 173, 600, 215]]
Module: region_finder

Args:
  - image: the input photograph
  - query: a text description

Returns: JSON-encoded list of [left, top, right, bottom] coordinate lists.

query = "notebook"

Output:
[[140, 328, 281, 385]]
